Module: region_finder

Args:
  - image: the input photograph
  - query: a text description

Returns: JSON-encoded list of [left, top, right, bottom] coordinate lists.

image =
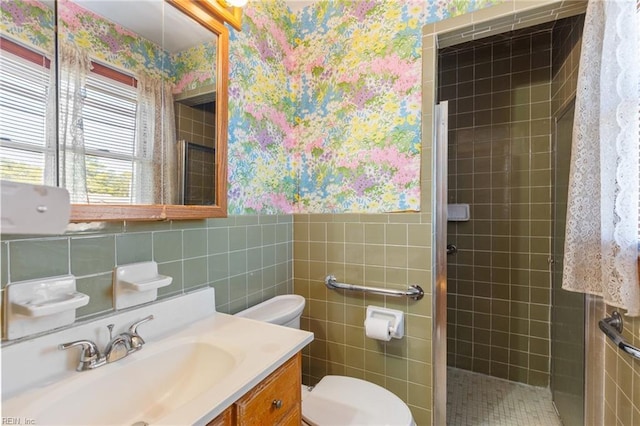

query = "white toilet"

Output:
[[236, 295, 416, 426]]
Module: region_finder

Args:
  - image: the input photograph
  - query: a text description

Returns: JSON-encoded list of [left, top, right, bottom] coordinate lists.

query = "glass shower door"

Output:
[[550, 100, 585, 426]]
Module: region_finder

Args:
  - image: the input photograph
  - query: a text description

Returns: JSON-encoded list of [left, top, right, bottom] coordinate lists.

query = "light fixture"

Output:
[[218, 0, 248, 7]]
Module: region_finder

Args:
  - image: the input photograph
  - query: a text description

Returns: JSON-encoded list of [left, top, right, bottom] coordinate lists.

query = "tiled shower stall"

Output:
[[441, 14, 585, 390]]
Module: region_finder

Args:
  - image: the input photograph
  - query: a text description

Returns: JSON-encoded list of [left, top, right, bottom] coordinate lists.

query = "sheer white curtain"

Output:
[[44, 49, 58, 187], [134, 74, 177, 204], [58, 42, 92, 203], [562, 0, 640, 314]]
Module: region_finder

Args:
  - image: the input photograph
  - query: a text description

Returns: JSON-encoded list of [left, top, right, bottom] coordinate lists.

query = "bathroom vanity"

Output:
[[208, 353, 301, 425], [1, 289, 313, 425]]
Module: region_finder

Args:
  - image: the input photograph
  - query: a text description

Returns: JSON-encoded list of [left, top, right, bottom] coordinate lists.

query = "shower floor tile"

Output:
[[446, 367, 562, 426]]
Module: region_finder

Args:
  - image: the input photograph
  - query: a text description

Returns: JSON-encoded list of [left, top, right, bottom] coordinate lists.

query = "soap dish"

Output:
[[447, 203, 470, 221], [12, 291, 89, 317], [114, 261, 172, 309], [5, 275, 90, 340]]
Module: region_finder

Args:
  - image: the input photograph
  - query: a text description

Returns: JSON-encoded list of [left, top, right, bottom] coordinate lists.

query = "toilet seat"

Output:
[[302, 376, 415, 426]]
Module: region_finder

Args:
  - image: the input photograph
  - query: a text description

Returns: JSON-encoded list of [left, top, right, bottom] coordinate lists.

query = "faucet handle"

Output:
[[58, 340, 102, 371], [59, 340, 100, 359], [128, 314, 154, 349]]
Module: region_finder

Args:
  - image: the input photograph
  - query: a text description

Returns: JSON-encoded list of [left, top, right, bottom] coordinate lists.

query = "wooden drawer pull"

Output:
[[272, 399, 283, 409]]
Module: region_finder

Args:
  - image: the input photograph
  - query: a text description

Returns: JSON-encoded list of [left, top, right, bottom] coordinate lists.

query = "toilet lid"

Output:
[[302, 376, 414, 426]]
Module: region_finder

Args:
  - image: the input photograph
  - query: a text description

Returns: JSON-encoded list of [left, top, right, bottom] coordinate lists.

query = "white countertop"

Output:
[[1, 289, 314, 425]]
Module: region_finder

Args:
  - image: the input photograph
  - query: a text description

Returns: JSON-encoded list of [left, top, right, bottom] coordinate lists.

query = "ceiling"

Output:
[[74, 0, 322, 50], [73, 0, 214, 53]]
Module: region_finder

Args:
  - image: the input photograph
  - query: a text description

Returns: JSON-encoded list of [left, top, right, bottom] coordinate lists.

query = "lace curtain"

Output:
[[44, 49, 57, 187], [58, 42, 92, 203], [562, 0, 640, 314], [134, 74, 177, 205]]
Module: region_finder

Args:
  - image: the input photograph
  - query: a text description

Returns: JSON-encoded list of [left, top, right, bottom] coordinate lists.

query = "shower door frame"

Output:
[[550, 98, 586, 425], [425, 1, 589, 424]]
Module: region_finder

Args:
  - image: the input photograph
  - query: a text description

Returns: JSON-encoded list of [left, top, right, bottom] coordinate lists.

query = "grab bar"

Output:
[[599, 311, 640, 360], [324, 275, 424, 301]]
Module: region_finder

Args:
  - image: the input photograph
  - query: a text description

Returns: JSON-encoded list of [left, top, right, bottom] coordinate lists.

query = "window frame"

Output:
[[0, 38, 53, 186]]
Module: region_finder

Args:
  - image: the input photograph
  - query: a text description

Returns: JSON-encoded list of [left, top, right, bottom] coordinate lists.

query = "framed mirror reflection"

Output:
[[0, 0, 228, 221], [0, 0, 56, 188]]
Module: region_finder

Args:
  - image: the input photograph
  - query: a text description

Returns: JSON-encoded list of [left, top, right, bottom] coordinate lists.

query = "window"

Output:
[[1, 38, 141, 204], [0, 40, 52, 186], [81, 69, 138, 204]]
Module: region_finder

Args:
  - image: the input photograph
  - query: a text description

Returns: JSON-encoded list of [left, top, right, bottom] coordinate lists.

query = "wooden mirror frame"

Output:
[[198, 0, 243, 31], [70, 0, 228, 222]]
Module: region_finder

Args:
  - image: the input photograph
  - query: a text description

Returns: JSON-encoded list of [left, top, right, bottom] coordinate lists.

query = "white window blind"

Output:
[[2, 47, 141, 203], [82, 71, 137, 204], [0, 50, 50, 185]]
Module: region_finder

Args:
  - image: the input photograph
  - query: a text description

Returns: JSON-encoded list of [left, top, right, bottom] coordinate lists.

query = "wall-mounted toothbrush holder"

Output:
[[5, 275, 89, 340], [364, 306, 404, 341], [114, 261, 172, 309]]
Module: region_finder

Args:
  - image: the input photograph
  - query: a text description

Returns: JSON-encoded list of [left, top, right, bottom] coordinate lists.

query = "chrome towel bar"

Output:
[[324, 275, 424, 301], [599, 311, 640, 360]]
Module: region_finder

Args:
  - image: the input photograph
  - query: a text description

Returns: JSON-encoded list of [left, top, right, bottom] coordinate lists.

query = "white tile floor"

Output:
[[446, 367, 563, 426]]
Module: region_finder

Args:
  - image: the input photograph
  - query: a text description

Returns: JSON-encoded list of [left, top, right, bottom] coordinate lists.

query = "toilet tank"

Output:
[[235, 295, 305, 329]]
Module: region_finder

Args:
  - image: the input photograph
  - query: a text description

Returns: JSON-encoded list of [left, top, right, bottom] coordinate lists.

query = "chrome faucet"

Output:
[[59, 315, 154, 371], [127, 314, 153, 350], [58, 340, 105, 371]]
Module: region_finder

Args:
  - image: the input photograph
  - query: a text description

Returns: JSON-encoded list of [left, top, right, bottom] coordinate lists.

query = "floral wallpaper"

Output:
[[424, 0, 505, 23], [172, 41, 217, 94], [57, 0, 172, 79], [228, 1, 298, 214], [2, 0, 506, 215], [294, 1, 423, 212], [2, 0, 216, 93], [227, 0, 505, 214], [0, 0, 54, 54]]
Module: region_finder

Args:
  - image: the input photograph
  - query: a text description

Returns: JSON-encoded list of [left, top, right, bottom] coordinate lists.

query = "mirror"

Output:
[[0, 0, 56, 188], [0, 0, 228, 222], [60, 0, 228, 221]]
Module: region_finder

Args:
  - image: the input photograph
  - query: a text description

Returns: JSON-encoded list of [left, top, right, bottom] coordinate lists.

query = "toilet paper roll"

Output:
[[365, 317, 392, 341]]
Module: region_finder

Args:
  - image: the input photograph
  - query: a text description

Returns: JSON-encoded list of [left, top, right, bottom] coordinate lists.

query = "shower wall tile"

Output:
[[440, 23, 554, 386], [174, 102, 216, 205], [294, 213, 433, 421], [551, 14, 584, 117], [175, 102, 216, 149]]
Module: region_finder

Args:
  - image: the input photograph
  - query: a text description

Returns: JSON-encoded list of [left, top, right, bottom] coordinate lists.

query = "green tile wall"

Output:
[[294, 213, 433, 425], [440, 23, 554, 386], [174, 102, 216, 205], [175, 102, 216, 149], [1, 215, 293, 339], [601, 304, 640, 425]]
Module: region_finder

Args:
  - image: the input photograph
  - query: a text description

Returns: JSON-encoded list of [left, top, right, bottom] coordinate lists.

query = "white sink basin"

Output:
[[2, 289, 314, 426], [26, 341, 238, 425]]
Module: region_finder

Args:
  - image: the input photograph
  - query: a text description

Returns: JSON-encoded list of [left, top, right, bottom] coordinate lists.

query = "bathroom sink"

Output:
[[5, 340, 240, 425], [2, 289, 313, 425]]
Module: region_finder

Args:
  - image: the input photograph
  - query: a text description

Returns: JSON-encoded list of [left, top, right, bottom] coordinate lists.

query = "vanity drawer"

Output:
[[235, 353, 301, 425], [278, 405, 302, 426], [207, 405, 234, 426]]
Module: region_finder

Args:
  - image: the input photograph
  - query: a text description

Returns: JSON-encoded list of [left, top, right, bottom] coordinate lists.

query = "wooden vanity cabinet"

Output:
[[207, 406, 234, 426], [207, 353, 301, 426]]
